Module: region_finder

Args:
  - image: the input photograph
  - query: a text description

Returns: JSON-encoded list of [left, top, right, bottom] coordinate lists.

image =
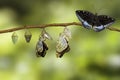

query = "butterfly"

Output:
[[76, 10, 115, 32]]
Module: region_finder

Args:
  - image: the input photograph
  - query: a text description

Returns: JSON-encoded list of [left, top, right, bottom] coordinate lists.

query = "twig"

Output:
[[107, 27, 120, 32], [0, 22, 119, 34], [0, 22, 81, 34]]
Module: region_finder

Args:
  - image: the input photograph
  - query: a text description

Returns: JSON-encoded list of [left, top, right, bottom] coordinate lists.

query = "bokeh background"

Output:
[[0, 0, 120, 80]]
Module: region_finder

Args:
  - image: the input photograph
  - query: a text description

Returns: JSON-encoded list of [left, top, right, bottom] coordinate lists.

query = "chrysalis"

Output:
[[41, 29, 52, 40], [63, 27, 71, 41], [56, 33, 70, 58], [11, 32, 18, 44], [24, 29, 32, 43], [36, 37, 48, 57], [35, 29, 52, 57], [56, 45, 70, 58]]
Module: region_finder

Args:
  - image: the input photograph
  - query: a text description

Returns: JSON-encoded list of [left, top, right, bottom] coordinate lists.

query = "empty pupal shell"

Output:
[[41, 29, 52, 40], [11, 32, 18, 44], [56, 34, 68, 52], [56, 44, 70, 58], [56, 34, 70, 58], [36, 39, 48, 57], [63, 27, 71, 40], [24, 29, 32, 43]]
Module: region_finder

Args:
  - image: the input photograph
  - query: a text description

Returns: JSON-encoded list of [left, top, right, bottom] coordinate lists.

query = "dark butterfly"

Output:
[[76, 10, 115, 32]]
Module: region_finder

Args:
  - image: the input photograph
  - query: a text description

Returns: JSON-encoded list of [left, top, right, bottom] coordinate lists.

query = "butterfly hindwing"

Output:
[[98, 15, 115, 28], [93, 25, 105, 32]]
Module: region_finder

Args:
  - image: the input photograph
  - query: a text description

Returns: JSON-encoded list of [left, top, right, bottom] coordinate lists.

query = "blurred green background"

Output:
[[0, 0, 120, 80]]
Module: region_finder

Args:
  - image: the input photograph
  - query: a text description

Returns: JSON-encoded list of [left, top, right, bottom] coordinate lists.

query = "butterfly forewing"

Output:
[[76, 10, 94, 23], [76, 10, 94, 29]]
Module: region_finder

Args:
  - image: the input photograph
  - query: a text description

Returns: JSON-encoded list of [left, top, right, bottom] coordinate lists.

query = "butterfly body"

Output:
[[76, 10, 115, 32]]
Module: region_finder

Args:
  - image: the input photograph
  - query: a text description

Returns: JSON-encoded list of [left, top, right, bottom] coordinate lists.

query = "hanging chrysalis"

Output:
[[63, 27, 71, 41], [36, 29, 51, 57], [41, 29, 52, 40], [56, 32, 70, 58], [36, 37, 48, 57], [24, 29, 32, 43], [56, 27, 71, 58], [11, 32, 18, 44]]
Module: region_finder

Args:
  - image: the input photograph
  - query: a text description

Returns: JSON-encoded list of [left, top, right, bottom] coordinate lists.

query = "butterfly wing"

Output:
[[93, 25, 105, 32], [76, 10, 94, 29], [98, 15, 115, 28]]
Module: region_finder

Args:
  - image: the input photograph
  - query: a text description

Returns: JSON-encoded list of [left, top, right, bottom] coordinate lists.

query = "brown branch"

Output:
[[0, 22, 81, 34], [0, 22, 119, 34], [107, 27, 120, 32]]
